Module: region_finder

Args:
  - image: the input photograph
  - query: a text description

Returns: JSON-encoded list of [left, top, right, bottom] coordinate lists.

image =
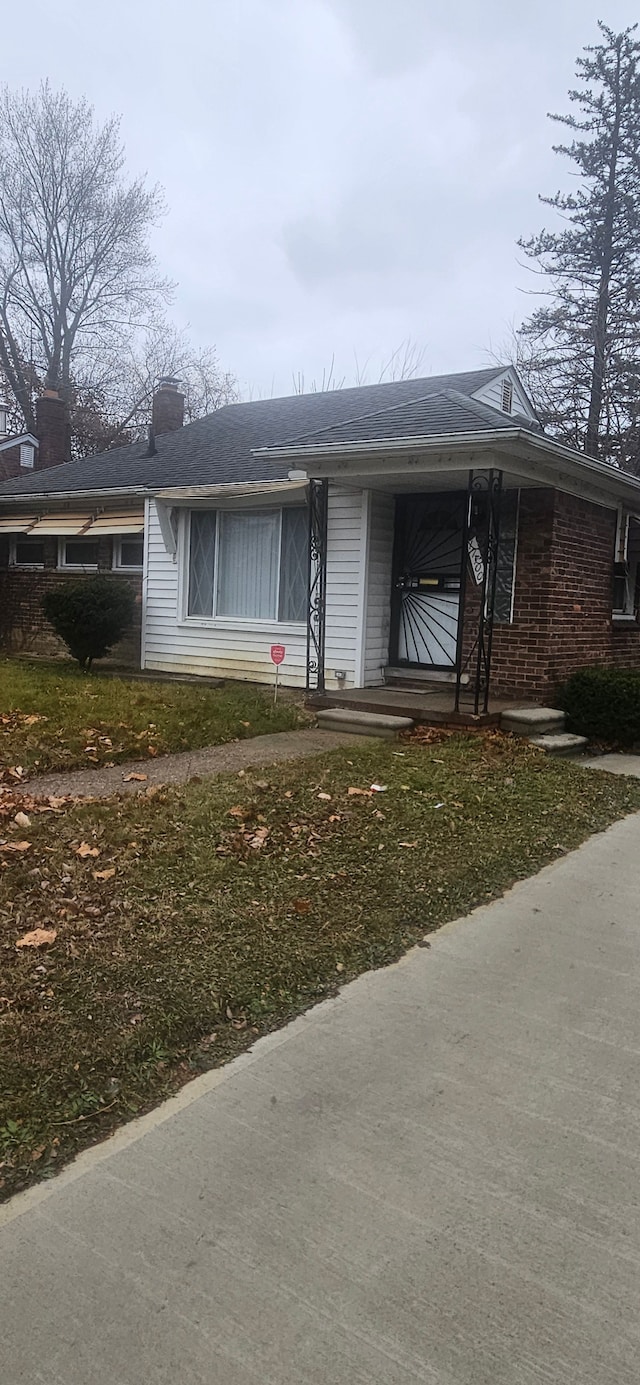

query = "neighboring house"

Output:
[[0, 367, 639, 710]]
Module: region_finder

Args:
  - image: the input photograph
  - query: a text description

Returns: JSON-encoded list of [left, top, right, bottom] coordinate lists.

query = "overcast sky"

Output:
[[3, 0, 639, 398]]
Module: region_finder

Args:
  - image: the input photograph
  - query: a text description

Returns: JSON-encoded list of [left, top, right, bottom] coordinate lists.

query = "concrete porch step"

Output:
[[501, 706, 566, 737], [385, 667, 470, 688], [529, 732, 588, 757], [316, 708, 414, 740]]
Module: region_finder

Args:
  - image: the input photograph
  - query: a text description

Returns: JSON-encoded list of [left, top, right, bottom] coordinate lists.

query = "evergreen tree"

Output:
[[518, 23, 640, 470]]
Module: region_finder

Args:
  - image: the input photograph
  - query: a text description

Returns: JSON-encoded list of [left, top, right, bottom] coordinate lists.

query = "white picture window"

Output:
[[59, 537, 100, 569], [113, 536, 144, 570], [187, 506, 308, 623]]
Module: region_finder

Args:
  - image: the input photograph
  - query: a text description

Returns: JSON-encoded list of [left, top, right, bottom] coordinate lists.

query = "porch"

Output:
[[307, 683, 530, 729]]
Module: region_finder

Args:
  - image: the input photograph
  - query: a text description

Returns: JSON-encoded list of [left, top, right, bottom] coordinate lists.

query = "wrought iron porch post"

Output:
[[454, 471, 473, 714], [471, 469, 503, 715], [306, 478, 328, 692]]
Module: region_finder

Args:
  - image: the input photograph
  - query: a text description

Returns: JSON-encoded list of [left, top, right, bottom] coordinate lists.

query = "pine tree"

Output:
[[518, 23, 640, 470]]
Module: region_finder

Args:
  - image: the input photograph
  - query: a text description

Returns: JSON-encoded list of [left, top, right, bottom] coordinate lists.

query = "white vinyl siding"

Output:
[[363, 491, 395, 685], [142, 487, 365, 688], [473, 371, 536, 420]]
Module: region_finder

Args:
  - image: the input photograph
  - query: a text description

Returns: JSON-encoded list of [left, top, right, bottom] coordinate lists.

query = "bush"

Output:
[[43, 576, 135, 669], [560, 666, 640, 746]]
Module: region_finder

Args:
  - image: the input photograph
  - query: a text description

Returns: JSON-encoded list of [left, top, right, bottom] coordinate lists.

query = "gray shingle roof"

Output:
[[0, 367, 509, 499], [257, 388, 542, 452]]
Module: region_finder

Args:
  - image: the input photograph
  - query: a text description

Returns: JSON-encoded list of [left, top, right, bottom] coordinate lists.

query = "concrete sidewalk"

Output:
[[2, 816, 640, 1383], [10, 727, 362, 800]]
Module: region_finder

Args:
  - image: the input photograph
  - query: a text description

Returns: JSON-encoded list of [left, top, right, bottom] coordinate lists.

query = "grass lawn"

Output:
[[0, 659, 307, 777], [1, 731, 639, 1202]]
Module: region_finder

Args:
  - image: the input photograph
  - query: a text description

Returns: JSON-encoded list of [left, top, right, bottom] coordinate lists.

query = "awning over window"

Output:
[[0, 510, 144, 537], [154, 480, 307, 504]]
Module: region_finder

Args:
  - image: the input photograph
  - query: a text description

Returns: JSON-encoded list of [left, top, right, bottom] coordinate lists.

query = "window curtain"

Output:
[[217, 510, 280, 619]]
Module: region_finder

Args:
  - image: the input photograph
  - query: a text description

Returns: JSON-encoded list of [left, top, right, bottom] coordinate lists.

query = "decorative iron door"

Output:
[[390, 493, 466, 668]]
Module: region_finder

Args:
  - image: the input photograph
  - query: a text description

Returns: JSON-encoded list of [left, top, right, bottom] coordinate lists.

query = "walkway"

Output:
[[11, 727, 362, 800], [2, 813, 640, 1382]]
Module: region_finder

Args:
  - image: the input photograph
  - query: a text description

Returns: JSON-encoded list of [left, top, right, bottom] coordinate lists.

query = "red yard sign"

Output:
[[271, 644, 286, 666]]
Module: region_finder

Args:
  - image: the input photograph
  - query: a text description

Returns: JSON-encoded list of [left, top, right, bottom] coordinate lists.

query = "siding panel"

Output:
[[143, 489, 363, 688], [364, 490, 394, 685]]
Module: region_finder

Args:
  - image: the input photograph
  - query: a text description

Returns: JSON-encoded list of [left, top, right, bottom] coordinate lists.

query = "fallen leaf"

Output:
[[336, 962, 345, 972], [328, 814, 341, 823], [228, 806, 245, 819], [123, 772, 147, 783], [399, 841, 418, 849], [317, 792, 332, 801], [14, 811, 31, 828], [348, 787, 371, 797], [16, 927, 57, 949], [292, 898, 311, 914], [240, 721, 251, 728], [22, 715, 41, 726], [93, 867, 116, 881], [75, 842, 100, 858], [248, 827, 269, 849], [0, 840, 31, 853], [147, 746, 158, 757]]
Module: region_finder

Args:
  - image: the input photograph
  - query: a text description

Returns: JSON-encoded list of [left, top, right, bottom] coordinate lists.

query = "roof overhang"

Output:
[[252, 428, 640, 516]]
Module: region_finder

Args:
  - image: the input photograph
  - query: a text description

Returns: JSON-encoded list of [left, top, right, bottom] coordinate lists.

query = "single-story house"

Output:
[[1, 367, 640, 714]]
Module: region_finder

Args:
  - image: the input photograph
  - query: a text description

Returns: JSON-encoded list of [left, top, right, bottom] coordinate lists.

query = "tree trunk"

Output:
[[585, 40, 623, 457]]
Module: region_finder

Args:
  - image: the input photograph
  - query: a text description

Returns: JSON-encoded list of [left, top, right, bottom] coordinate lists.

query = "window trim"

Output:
[[10, 536, 45, 569], [183, 504, 308, 627], [58, 537, 100, 571], [112, 535, 144, 571]]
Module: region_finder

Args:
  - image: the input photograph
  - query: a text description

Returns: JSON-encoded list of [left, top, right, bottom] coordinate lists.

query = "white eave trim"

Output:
[[252, 427, 640, 509], [0, 433, 38, 453]]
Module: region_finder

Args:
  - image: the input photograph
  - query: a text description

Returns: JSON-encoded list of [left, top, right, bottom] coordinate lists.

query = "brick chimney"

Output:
[[151, 377, 185, 436], [35, 390, 71, 469]]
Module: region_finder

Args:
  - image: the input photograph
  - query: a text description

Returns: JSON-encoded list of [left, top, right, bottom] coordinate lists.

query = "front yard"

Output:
[[0, 659, 307, 777], [2, 731, 639, 1202]]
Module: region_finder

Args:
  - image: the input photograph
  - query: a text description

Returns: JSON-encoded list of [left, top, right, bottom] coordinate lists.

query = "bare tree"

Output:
[[69, 320, 239, 455], [292, 338, 427, 395]]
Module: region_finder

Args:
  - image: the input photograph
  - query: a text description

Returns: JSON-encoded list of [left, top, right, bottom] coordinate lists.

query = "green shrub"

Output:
[[43, 577, 135, 670], [560, 666, 640, 745]]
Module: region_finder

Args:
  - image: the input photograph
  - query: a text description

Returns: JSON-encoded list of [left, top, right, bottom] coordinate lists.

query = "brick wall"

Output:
[[462, 488, 640, 700], [0, 536, 142, 668]]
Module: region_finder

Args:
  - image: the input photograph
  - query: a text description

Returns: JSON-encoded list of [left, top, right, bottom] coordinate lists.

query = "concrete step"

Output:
[[529, 732, 588, 757], [316, 708, 414, 740], [501, 706, 566, 737], [385, 667, 470, 687]]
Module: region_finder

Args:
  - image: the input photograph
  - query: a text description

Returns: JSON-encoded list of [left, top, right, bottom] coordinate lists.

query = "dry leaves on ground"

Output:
[[15, 927, 57, 949], [75, 843, 100, 859]]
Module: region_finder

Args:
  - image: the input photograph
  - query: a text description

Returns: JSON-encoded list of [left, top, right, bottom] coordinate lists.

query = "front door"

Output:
[[390, 493, 466, 668]]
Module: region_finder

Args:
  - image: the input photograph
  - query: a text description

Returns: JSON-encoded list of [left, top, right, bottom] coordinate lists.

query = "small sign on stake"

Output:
[[271, 644, 286, 703]]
